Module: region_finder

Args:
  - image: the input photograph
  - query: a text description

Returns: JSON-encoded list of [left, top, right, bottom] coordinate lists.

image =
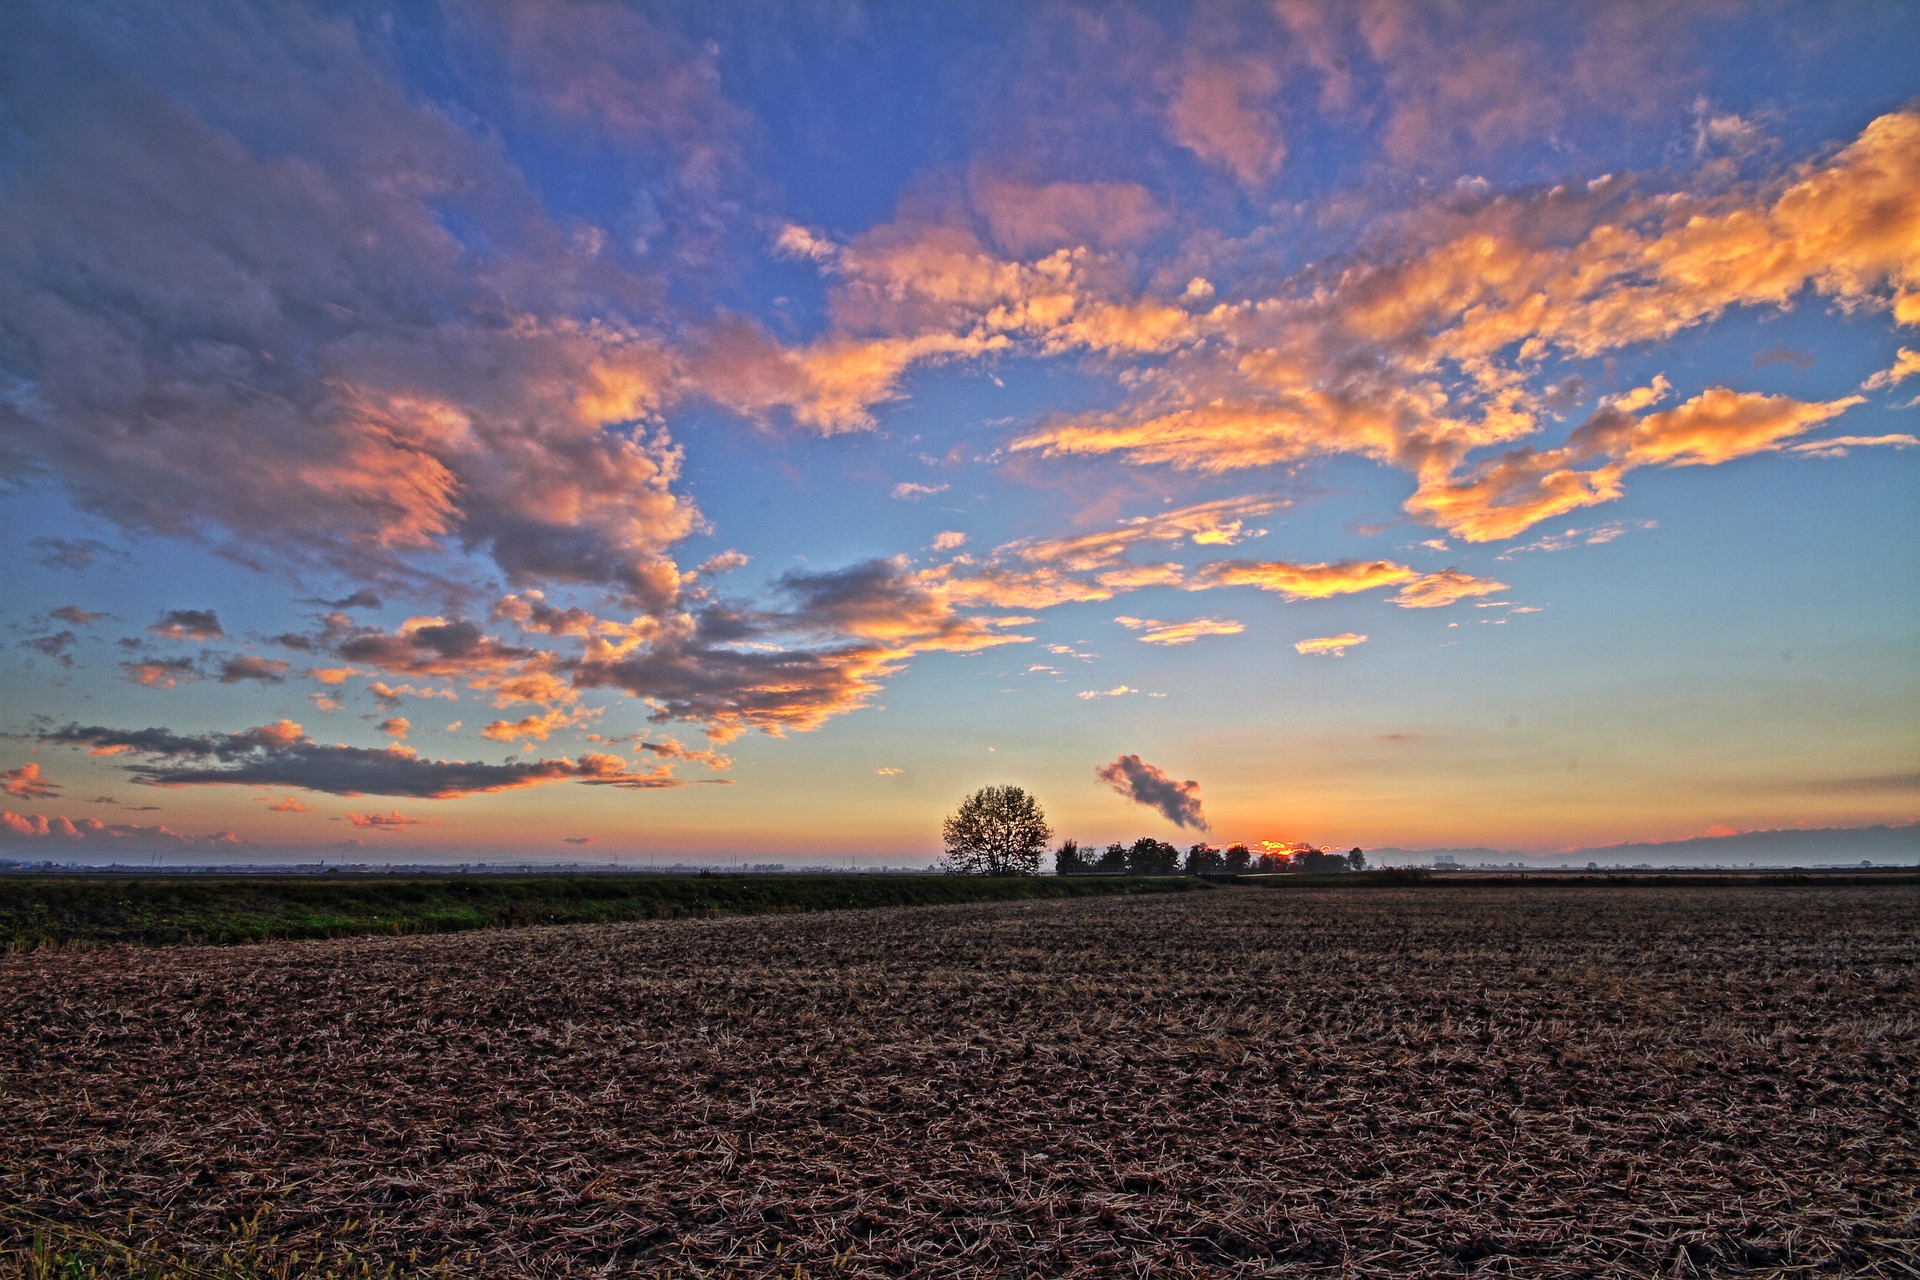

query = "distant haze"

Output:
[[1371, 823, 1920, 869]]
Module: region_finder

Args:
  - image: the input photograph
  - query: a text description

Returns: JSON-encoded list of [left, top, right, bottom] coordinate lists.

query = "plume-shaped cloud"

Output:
[[1095, 754, 1208, 831]]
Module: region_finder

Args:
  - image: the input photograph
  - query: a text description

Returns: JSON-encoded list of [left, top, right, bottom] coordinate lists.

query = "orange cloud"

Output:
[[120, 658, 199, 689], [1863, 347, 1920, 391], [366, 683, 459, 715], [1388, 569, 1510, 610], [1007, 113, 1920, 542], [1190, 558, 1415, 599], [1581, 389, 1863, 470], [347, 810, 428, 829], [341, 619, 580, 711], [479, 708, 592, 744], [1294, 633, 1368, 657], [377, 717, 410, 740], [572, 555, 1038, 741], [1012, 495, 1280, 571], [692, 316, 1008, 435], [1187, 557, 1507, 608], [493, 592, 602, 638], [615, 736, 732, 772], [1114, 616, 1245, 646], [695, 218, 1216, 434], [1408, 390, 1861, 542], [264, 796, 312, 813]]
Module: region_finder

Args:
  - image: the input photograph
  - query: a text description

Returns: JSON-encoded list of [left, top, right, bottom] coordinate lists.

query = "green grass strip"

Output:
[[0, 873, 1206, 950]]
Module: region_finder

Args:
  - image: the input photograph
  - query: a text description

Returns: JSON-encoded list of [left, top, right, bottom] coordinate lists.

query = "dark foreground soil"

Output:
[[3, 886, 1916, 1277]]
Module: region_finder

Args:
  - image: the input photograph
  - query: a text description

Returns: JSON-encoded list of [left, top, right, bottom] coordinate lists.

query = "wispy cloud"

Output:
[[216, 655, 290, 684], [1294, 633, 1368, 657], [30, 539, 131, 572], [1861, 347, 1920, 392], [346, 810, 428, 830], [1114, 616, 1244, 646], [148, 610, 222, 642], [1497, 520, 1659, 559], [44, 722, 706, 799], [1782, 434, 1917, 459]]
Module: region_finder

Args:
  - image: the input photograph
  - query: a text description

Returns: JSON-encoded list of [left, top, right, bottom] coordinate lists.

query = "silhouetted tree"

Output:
[[1223, 843, 1252, 873], [1253, 851, 1288, 872], [1054, 839, 1089, 875], [942, 785, 1050, 875], [1294, 846, 1350, 873], [1128, 836, 1181, 875], [1183, 843, 1224, 874], [1093, 842, 1128, 873], [1347, 847, 1367, 871]]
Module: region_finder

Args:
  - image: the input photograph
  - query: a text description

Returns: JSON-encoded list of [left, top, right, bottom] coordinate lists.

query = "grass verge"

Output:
[[0, 873, 1204, 950]]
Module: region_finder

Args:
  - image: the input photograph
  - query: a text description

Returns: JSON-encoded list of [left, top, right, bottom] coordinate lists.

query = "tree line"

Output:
[[1052, 838, 1365, 875], [941, 784, 1365, 877]]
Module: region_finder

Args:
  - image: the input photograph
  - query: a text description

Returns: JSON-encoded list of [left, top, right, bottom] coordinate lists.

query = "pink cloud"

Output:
[[347, 810, 428, 830], [1, 810, 239, 847], [3, 763, 60, 800], [1166, 58, 1286, 185]]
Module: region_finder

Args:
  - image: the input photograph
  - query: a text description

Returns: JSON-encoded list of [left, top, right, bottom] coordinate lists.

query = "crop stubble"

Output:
[[2, 886, 1916, 1277]]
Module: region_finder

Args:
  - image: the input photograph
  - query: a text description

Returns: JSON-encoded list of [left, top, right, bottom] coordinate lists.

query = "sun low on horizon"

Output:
[[1, 1, 1916, 866]]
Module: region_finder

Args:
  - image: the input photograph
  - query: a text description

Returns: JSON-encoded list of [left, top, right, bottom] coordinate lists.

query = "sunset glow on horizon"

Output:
[[2, 2, 1915, 863]]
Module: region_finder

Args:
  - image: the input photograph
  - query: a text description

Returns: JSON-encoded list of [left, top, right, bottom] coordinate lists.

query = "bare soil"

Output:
[[3, 886, 1916, 1277]]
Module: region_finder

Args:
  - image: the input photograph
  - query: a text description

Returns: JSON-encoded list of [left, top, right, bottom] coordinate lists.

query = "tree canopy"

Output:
[[942, 785, 1051, 875]]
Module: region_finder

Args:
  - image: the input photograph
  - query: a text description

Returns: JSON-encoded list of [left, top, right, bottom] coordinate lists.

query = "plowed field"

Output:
[[4, 886, 1916, 1277]]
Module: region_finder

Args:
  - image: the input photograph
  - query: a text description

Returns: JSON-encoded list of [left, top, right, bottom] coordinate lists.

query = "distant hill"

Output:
[[1551, 822, 1918, 867], [1371, 822, 1919, 869]]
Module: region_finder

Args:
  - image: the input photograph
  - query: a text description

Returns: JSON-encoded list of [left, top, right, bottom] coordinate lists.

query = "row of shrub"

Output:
[[1052, 838, 1367, 876]]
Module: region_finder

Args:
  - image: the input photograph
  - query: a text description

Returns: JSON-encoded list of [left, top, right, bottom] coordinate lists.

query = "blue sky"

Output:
[[2, 1, 1915, 862]]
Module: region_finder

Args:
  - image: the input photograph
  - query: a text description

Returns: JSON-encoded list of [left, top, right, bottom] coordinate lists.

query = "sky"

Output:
[[2, 0, 1916, 865]]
